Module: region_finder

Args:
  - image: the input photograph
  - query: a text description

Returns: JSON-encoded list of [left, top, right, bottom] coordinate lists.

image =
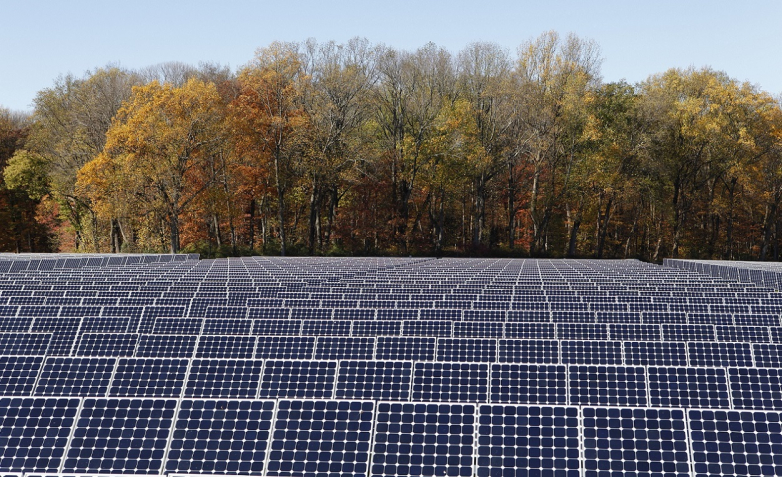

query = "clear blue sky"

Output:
[[2, 0, 780, 112]]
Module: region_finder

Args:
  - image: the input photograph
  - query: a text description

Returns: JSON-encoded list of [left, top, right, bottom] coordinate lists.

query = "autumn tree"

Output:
[[78, 78, 226, 252], [232, 42, 308, 256]]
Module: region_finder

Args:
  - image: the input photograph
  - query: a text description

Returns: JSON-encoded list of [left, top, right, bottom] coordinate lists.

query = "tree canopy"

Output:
[[3, 35, 782, 260]]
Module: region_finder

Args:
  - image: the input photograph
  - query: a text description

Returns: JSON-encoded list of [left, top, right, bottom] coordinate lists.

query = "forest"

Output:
[[1, 32, 781, 260]]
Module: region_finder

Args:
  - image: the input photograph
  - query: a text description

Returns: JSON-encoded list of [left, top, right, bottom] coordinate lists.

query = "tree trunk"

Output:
[[273, 152, 286, 256]]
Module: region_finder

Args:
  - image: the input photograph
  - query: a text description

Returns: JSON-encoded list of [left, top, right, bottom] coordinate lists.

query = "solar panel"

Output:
[[0, 355, 43, 395], [315, 337, 375, 360], [62, 397, 177, 473], [689, 409, 782, 477], [499, 339, 559, 364], [259, 360, 337, 399], [34, 357, 115, 396], [166, 399, 275, 474], [561, 341, 623, 365], [0, 332, 51, 355], [490, 364, 567, 404], [0, 396, 80, 472], [195, 335, 256, 359], [135, 334, 197, 358], [582, 407, 690, 477], [184, 359, 264, 398], [569, 365, 647, 406], [687, 341, 753, 367], [648, 366, 730, 408], [728, 367, 782, 410], [109, 357, 188, 397], [372, 402, 474, 477], [376, 337, 436, 361], [412, 362, 489, 402], [336, 360, 413, 400], [255, 335, 315, 359], [437, 338, 497, 362], [75, 333, 138, 357], [624, 341, 689, 366], [268, 400, 374, 477]]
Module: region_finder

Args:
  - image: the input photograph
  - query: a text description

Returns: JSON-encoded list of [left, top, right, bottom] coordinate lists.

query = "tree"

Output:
[[79, 78, 226, 253], [232, 42, 308, 256]]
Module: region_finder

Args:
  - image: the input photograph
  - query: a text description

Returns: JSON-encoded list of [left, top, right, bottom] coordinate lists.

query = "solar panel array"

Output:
[[1, 254, 782, 476]]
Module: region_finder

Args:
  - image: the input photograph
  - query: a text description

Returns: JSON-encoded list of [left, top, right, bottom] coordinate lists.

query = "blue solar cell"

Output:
[[135, 334, 197, 358], [624, 341, 688, 366], [561, 341, 623, 365], [376, 337, 436, 361], [490, 364, 567, 404], [595, 311, 643, 323], [689, 409, 782, 477], [268, 400, 374, 477], [195, 335, 256, 359], [687, 341, 753, 367], [569, 365, 647, 406], [477, 404, 579, 477], [109, 358, 188, 397], [728, 367, 782, 410], [34, 357, 115, 396], [0, 396, 80, 472], [166, 399, 275, 474], [315, 337, 375, 360], [372, 402, 474, 477], [259, 360, 337, 399], [648, 366, 730, 408], [62, 398, 177, 473], [437, 338, 497, 362], [336, 360, 413, 400], [499, 339, 559, 364], [582, 407, 689, 477], [184, 359, 264, 398], [412, 362, 489, 402], [334, 309, 375, 320], [0, 355, 44, 395]]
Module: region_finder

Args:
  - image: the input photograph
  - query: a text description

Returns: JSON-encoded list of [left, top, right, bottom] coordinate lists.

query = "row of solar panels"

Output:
[[0, 396, 778, 477], [2, 354, 782, 408], [667, 258, 782, 290], [7, 333, 782, 367], [4, 302, 782, 320], [9, 315, 782, 339]]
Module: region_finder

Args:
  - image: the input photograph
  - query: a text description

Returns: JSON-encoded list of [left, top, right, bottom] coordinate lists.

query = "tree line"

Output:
[[1, 33, 781, 260]]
